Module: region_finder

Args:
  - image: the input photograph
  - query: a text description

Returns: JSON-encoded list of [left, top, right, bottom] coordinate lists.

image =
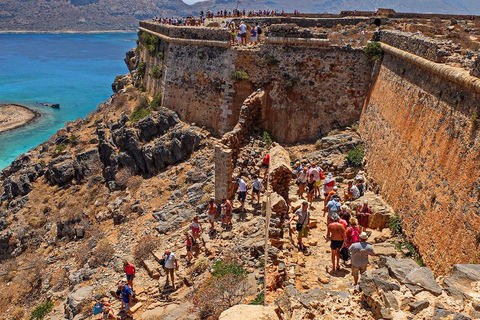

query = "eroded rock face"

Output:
[[65, 285, 94, 318]]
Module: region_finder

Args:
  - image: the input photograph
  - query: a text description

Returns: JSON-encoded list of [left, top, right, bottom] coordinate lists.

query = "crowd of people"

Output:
[[94, 153, 377, 318], [290, 161, 375, 288]]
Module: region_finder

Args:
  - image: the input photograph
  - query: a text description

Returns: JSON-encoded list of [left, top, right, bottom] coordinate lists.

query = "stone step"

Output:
[[143, 259, 161, 279]]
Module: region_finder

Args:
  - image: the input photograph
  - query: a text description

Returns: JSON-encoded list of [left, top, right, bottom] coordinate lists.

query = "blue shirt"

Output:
[[326, 200, 341, 213], [121, 286, 133, 303]]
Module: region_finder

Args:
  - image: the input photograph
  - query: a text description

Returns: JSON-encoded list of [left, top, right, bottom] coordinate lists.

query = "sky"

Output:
[[182, 0, 209, 4]]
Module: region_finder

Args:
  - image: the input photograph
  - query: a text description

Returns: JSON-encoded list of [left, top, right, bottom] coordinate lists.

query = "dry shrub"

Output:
[[194, 273, 250, 319], [198, 193, 212, 205], [76, 241, 91, 267], [10, 307, 24, 320], [27, 215, 47, 229], [1, 260, 18, 283], [115, 167, 134, 189], [202, 184, 214, 193], [133, 235, 158, 263], [90, 239, 114, 267], [126, 175, 143, 194], [315, 139, 322, 150], [191, 257, 210, 275]]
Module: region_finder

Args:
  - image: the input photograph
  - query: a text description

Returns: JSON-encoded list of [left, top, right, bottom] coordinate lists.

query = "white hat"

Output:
[[327, 173, 333, 178], [333, 186, 338, 190], [363, 199, 368, 204], [359, 232, 369, 240]]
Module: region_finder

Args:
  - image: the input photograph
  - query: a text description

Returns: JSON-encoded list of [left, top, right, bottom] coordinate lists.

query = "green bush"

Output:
[[345, 144, 364, 167], [136, 62, 146, 77], [211, 259, 246, 278], [69, 134, 79, 146], [389, 214, 401, 235], [261, 54, 279, 66], [364, 42, 383, 61], [231, 70, 249, 81], [250, 292, 265, 305], [142, 33, 159, 57], [131, 106, 151, 122], [30, 300, 54, 320], [151, 65, 161, 79], [53, 143, 67, 157], [150, 93, 162, 110], [157, 52, 164, 60], [262, 131, 273, 148]]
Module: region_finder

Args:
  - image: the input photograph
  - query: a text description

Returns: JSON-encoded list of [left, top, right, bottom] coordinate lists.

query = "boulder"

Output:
[[444, 264, 480, 300], [372, 243, 397, 258], [409, 301, 429, 314], [74, 148, 101, 181], [405, 267, 443, 296], [65, 285, 94, 318], [45, 159, 75, 185], [383, 257, 420, 283], [219, 304, 279, 320], [1, 174, 32, 200]]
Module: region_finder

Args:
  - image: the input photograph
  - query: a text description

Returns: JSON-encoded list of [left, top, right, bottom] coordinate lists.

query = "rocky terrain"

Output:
[[1, 0, 480, 31]]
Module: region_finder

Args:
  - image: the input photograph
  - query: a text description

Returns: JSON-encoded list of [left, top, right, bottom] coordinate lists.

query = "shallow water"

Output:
[[0, 33, 136, 170]]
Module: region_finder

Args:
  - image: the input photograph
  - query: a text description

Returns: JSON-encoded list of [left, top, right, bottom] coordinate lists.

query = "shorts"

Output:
[[238, 191, 246, 202], [186, 245, 191, 252], [308, 188, 314, 194], [192, 227, 200, 234], [251, 36, 257, 42], [221, 214, 226, 219], [240, 32, 247, 38], [351, 265, 367, 277], [164, 267, 174, 279], [208, 214, 215, 222], [126, 274, 134, 281], [124, 302, 130, 312], [298, 226, 308, 238], [262, 163, 269, 169], [315, 180, 322, 187], [253, 188, 260, 194], [330, 240, 343, 250]]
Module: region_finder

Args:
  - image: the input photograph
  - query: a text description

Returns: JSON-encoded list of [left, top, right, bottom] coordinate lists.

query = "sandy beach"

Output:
[[0, 104, 41, 133]]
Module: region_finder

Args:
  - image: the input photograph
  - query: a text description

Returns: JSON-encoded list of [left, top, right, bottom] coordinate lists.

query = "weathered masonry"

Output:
[[134, 20, 480, 274]]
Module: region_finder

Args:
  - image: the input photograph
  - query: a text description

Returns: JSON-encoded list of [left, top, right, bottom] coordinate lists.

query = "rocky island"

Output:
[[0, 104, 40, 133]]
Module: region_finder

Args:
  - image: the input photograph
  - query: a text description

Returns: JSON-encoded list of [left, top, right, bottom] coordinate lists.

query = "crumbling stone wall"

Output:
[[360, 50, 480, 275]]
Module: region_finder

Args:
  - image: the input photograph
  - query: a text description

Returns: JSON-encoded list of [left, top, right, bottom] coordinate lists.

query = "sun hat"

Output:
[[363, 199, 368, 204], [359, 232, 369, 240], [302, 201, 309, 206], [327, 173, 333, 178], [333, 186, 338, 190], [331, 213, 340, 222], [341, 204, 348, 211]]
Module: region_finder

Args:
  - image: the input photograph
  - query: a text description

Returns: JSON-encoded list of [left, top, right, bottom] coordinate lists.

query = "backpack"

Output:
[[349, 226, 360, 243], [257, 26, 263, 34]]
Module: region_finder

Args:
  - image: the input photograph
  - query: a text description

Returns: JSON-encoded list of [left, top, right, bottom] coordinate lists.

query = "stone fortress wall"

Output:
[[136, 15, 480, 274]]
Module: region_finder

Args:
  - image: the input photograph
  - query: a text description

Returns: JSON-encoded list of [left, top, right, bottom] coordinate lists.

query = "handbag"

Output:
[[296, 214, 308, 232], [340, 246, 350, 261]]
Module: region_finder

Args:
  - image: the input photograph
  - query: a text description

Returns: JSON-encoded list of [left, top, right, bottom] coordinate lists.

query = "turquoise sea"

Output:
[[0, 33, 136, 170]]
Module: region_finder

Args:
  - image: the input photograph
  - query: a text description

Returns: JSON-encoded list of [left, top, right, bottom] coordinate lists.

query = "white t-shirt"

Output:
[[240, 23, 247, 34], [238, 179, 247, 192], [164, 252, 176, 269]]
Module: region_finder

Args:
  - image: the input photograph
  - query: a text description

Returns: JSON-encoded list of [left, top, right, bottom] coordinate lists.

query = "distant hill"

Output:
[[0, 0, 479, 31]]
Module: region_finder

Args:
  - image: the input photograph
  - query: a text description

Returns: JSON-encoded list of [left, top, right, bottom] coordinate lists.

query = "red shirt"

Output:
[[124, 263, 135, 275], [263, 154, 270, 165]]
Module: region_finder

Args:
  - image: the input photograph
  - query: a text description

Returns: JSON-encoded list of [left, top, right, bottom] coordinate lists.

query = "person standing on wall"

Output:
[[239, 21, 247, 46]]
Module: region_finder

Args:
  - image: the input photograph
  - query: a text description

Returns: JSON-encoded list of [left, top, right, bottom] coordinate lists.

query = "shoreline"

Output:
[[0, 30, 137, 34], [0, 104, 42, 134]]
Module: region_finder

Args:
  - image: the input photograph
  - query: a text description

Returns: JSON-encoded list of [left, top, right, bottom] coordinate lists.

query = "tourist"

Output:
[[344, 180, 360, 201], [236, 177, 247, 211], [250, 25, 257, 45], [356, 199, 372, 233], [97, 298, 116, 320], [191, 216, 204, 245], [297, 166, 308, 198], [239, 21, 247, 45], [289, 201, 310, 250], [256, 23, 263, 42], [184, 232, 194, 264], [344, 217, 360, 248], [325, 195, 342, 224], [162, 249, 179, 290], [204, 198, 217, 231], [119, 282, 133, 317], [229, 21, 237, 45], [356, 176, 365, 196], [326, 213, 345, 271], [339, 204, 351, 225], [349, 232, 376, 288], [324, 185, 339, 214], [123, 260, 136, 290], [250, 174, 263, 204], [322, 173, 336, 204], [221, 198, 233, 227], [308, 163, 321, 198], [262, 153, 270, 177], [306, 174, 315, 207]]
